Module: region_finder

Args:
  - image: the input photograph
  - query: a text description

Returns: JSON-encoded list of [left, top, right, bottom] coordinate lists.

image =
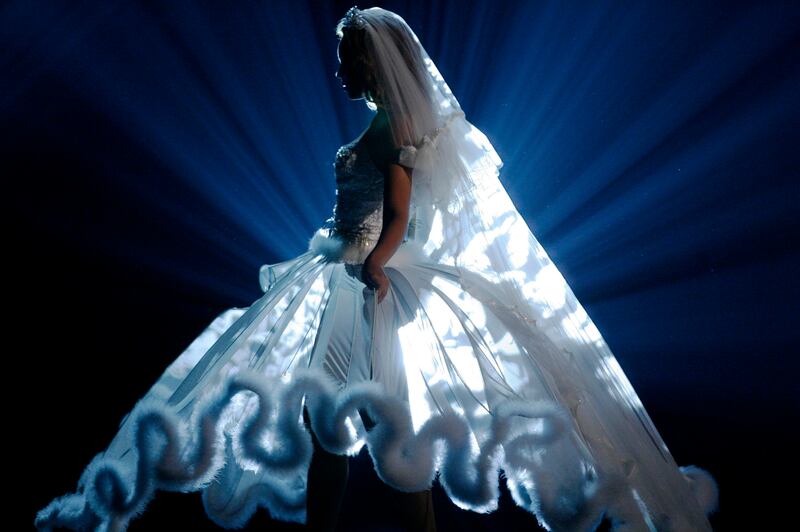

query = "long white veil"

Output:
[[348, 6, 718, 531]]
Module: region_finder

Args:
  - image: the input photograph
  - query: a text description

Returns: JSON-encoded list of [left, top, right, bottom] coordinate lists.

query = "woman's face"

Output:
[[335, 37, 369, 101]]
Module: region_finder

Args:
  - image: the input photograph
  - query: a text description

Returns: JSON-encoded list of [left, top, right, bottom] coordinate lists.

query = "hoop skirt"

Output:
[[35, 135, 718, 532]]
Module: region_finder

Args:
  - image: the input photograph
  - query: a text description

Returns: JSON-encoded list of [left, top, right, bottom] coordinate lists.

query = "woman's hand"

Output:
[[361, 255, 390, 304]]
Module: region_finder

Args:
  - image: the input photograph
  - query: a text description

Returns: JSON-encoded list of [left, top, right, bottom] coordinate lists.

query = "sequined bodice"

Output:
[[325, 139, 385, 247]]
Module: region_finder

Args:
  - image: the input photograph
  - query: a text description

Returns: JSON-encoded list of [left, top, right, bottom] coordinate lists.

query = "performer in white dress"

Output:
[[35, 7, 718, 532]]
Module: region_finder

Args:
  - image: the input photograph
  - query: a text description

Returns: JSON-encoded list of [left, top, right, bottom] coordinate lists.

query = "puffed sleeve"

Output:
[[396, 144, 419, 169], [384, 146, 415, 169]]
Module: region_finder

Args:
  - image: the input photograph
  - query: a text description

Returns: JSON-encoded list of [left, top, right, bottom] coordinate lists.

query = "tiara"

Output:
[[343, 6, 368, 30]]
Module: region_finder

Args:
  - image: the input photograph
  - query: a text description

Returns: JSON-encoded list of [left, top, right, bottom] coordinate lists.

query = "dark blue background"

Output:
[[8, 1, 798, 530]]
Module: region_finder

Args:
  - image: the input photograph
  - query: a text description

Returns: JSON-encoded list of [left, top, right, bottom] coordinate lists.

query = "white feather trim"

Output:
[[308, 227, 431, 266]]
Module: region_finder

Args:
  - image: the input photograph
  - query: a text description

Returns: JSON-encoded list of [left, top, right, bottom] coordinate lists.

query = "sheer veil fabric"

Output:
[[35, 7, 718, 532]]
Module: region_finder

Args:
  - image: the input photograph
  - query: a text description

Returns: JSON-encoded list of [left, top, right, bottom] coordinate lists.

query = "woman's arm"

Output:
[[369, 162, 412, 266], [362, 161, 412, 303]]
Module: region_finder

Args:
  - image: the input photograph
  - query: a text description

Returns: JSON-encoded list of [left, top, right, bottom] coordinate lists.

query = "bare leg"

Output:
[[396, 488, 437, 532], [358, 407, 437, 532], [304, 404, 349, 531]]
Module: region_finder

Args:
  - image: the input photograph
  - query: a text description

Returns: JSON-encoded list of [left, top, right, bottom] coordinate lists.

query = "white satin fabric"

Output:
[[34, 129, 718, 528], [35, 6, 718, 531]]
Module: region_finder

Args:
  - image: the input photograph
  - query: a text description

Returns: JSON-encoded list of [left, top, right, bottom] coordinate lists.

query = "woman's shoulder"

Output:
[[364, 120, 402, 172]]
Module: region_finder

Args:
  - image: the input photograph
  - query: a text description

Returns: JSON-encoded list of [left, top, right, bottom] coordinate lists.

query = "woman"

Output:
[[35, 7, 718, 532], [300, 12, 439, 532]]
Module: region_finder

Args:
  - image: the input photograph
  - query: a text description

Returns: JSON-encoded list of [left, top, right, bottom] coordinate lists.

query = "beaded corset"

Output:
[[307, 138, 387, 265], [307, 135, 419, 265], [327, 139, 385, 247]]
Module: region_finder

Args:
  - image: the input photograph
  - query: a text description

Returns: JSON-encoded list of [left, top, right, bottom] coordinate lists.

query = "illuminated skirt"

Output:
[[35, 229, 718, 532]]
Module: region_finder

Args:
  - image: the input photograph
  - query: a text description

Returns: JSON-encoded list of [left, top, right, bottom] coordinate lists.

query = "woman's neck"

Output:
[[368, 108, 389, 132]]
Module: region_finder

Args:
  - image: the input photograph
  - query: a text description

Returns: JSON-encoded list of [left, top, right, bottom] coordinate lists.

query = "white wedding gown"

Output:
[[35, 131, 718, 532]]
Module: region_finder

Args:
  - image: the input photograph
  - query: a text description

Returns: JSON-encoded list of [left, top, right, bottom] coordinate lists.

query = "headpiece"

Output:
[[341, 6, 368, 30]]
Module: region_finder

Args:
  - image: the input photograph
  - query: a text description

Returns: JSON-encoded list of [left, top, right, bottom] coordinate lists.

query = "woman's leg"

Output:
[[396, 489, 437, 532], [304, 404, 349, 531], [358, 408, 437, 532]]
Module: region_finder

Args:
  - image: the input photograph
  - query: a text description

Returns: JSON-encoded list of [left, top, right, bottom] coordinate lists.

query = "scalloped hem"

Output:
[[35, 366, 718, 531]]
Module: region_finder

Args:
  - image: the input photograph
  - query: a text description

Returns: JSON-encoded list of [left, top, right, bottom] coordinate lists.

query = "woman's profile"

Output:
[[35, 6, 718, 532]]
